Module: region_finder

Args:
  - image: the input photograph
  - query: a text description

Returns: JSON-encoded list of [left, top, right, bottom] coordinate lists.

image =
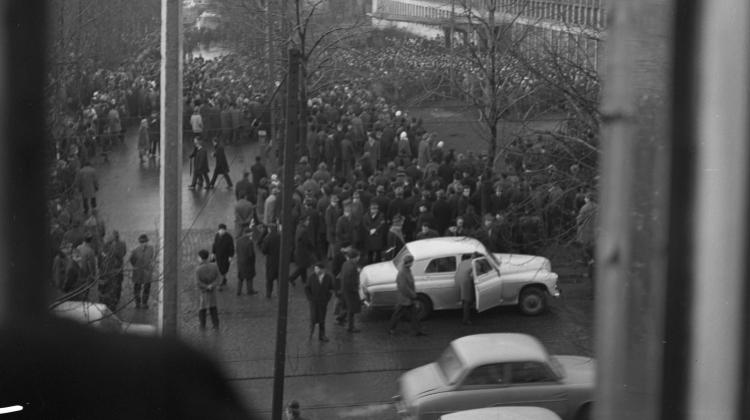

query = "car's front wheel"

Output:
[[415, 294, 433, 320], [518, 286, 547, 315]]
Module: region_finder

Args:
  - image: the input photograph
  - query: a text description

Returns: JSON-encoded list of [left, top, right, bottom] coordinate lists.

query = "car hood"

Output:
[[360, 261, 399, 287], [121, 322, 158, 336], [555, 355, 596, 385], [494, 253, 551, 275], [400, 362, 446, 403]]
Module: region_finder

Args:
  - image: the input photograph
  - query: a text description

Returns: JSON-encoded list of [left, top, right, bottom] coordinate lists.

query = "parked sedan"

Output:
[[51, 301, 156, 336], [394, 334, 595, 420], [359, 236, 560, 319]]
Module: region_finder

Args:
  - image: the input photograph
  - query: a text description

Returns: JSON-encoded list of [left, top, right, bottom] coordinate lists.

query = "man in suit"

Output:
[[251, 155, 268, 187], [130, 234, 155, 309], [234, 193, 256, 237], [261, 223, 281, 298], [189, 137, 210, 190], [235, 226, 257, 296], [235, 170, 256, 203], [304, 262, 335, 342]]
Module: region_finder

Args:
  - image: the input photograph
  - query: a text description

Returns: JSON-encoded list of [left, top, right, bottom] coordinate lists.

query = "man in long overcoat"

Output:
[[389, 255, 426, 336], [189, 137, 210, 189], [130, 234, 155, 309], [261, 223, 281, 298], [304, 262, 334, 342], [290, 217, 315, 286], [454, 254, 477, 325], [196, 249, 221, 330], [211, 223, 235, 290], [76, 162, 99, 214], [235, 226, 257, 296], [339, 249, 362, 333], [209, 137, 233, 189]]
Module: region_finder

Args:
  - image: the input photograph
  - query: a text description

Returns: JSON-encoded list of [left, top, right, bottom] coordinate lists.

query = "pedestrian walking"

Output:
[[189, 137, 210, 190], [209, 137, 233, 189], [339, 249, 362, 333], [196, 249, 221, 330], [260, 223, 281, 298], [388, 254, 427, 336], [235, 226, 258, 295], [304, 262, 334, 342], [455, 254, 477, 325], [129, 234, 155, 309], [211, 223, 235, 290]]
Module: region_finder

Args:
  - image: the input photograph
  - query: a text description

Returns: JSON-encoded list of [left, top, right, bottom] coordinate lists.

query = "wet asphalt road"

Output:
[[96, 127, 595, 419]]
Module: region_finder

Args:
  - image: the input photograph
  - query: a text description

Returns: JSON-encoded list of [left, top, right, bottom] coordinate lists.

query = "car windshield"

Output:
[[547, 355, 565, 380], [436, 345, 464, 384], [392, 246, 412, 268]]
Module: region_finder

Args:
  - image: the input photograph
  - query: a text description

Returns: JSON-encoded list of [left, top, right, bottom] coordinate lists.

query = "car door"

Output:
[[473, 257, 504, 312], [491, 361, 569, 418], [420, 255, 459, 309]]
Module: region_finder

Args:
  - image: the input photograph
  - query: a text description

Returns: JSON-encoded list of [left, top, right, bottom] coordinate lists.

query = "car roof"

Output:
[[451, 333, 549, 367], [440, 407, 562, 420], [405, 236, 487, 261], [51, 300, 111, 323]]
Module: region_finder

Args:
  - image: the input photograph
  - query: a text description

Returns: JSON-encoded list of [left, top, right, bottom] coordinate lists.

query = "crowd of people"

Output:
[[45, 27, 597, 339]]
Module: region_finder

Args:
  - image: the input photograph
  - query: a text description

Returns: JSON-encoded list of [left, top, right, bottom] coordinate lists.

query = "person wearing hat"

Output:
[[195, 249, 221, 330], [235, 226, 258, 296], [285, 400, 309, 420], [211, 223, 235, 291], [389, 254, 427, 336], [363, 202, 387, 264], [338, 249, 362, 333], [304, 262, 335, 342], [208, 137, 233, 189], [129, 234, 155, 309]]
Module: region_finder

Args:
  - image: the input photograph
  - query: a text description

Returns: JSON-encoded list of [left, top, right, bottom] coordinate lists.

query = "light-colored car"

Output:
[[394, 334, 594, 420], [359, 236, 560, 318], [440, 406, 562, 420], [51, 301, 156, 336]]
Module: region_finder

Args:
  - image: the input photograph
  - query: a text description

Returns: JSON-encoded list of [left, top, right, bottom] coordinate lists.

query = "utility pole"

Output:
[[266, 0, 275, 145], [158, 0, 182, 337], [271, 47, 300, 420]]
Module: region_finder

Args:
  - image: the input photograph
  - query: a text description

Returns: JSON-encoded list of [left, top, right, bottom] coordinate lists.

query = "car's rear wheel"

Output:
[[518, 286, 547, 315], [415, 294, 433, 320]]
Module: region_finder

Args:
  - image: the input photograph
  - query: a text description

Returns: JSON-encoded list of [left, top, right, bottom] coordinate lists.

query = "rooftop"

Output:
[[405, 236, 488, 260]]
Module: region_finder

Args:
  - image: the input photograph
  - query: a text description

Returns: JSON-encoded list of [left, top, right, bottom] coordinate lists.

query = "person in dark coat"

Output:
[[130, 234, 155, 309], [209, 138, 233, 189], [290, 217, 315, 286], [304, 262, 335, 342], [431, 189, 453, 235], [261, 223, 281, 298], [363, 203, 387, 264], [251, 156, 268, 187], [211, 223, 235, 290], [388, 255, 426, 336], [189, 137, 210, 190], [196, 249, 221, 330], [76, 162, 99, 214], [235, 170, 256, 203], [235, 226, 257, 295], [339, 249, 362, 333]]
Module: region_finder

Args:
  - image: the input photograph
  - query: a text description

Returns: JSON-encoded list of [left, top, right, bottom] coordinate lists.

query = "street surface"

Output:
[[96, 122, 594, 419]]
